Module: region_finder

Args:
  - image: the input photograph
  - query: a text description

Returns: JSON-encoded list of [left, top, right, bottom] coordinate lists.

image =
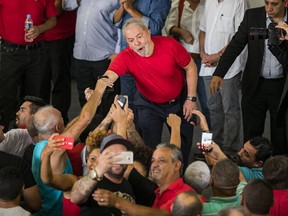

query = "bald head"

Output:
[[33, 106, 64, 137], [172, 192, 202, 216]]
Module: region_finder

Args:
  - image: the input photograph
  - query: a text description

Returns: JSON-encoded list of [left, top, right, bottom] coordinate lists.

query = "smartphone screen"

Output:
[[201, 132, 213, 152]]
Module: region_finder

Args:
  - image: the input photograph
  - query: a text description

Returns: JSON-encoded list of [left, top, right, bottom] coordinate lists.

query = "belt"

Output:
[[140, 94, 179, 105], [189, 53, 200, 60], [1, 39, 41, 50]]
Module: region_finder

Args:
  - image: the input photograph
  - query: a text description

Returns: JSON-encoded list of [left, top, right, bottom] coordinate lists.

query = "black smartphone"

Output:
[[117, 95, 128, 109], [189, 114, 200, 125]]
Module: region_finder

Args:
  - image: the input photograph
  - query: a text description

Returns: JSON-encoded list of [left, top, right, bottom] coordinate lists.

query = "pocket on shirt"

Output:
[[216, 16, 234, 33]]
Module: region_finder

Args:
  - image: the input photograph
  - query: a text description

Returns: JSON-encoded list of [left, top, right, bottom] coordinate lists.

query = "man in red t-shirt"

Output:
[[96, 18, 198, 168], [0, 0, 57, 132]]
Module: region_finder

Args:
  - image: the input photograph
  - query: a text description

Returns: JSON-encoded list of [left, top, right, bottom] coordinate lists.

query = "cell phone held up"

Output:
[[53, 135, 74, 150], [117, 95, 128, 109], [201, 132, 213, 153], [114, 151, 134, 164]]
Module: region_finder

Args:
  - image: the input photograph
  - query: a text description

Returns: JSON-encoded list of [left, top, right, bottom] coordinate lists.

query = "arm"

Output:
[[55, 0, 63, 15], [126, 109, 145, 147], [26, 17, 57, 41], [93, 189, 170, 216], [70, 148, 119, 204], [166, 114, 181, 148], [182, 59, 198, 121], [41, 135, 78, 191], [22, 186, 41, 213], [113, 2, 125, 24]]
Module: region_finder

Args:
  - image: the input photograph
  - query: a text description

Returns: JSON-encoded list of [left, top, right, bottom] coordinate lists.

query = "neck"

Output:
[[104, 174, 123, 184], [0, 199, 19, 208], [212, 186, 236, 197], [157, 176, 179, 195]]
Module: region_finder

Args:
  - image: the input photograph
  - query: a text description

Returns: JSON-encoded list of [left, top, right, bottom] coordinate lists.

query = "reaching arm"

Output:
[[166, 114, 181, 148], [126, 109, 145, 147], [93, 189, 170, 216], [41, 136, 78, 191]]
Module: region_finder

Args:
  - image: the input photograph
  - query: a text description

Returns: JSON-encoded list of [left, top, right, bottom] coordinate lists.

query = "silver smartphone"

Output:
[[114, 151, 134, 164]]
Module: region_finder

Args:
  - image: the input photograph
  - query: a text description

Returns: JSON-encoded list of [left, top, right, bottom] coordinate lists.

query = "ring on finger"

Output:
[[100, 198, 104, 202]]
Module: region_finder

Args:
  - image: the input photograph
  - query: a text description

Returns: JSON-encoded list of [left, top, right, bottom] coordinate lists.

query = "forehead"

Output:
[[105, 144, 127, 152], [125, 24, 146, 38], [21, 101, 32, 110], [265, 0, 284, 4], [153, 147, 172, 158], [89, 148, 100, 158], [243, 141, 257, 156]]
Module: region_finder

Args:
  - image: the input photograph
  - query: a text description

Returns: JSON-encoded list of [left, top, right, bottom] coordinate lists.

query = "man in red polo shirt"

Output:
[[92, 17, 198, 169], [0, 0, 57, 132], [93, 143, 195, 215]]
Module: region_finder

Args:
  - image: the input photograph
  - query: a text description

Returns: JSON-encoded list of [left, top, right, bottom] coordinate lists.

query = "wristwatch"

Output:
[[186, 96, 197, 102], [88, 169, 103, 182]]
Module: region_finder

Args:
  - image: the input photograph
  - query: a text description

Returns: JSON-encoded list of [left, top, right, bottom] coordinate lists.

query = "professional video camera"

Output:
[[249, 22, 285, 46]]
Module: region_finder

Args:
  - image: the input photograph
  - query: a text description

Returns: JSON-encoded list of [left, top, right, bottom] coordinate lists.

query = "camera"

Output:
[[249, 22, 284, 46]]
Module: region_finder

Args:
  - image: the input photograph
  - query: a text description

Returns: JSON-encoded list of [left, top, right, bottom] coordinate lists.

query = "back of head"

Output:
[[242, 179, 273, 215], [23, 95, 47, 114], [184, 161, 210, 193], [250, 137, 273, 164], [0, 166, 24, 201], [218, 206, 248, 216], [211, 159, 240, 192], [33, 106, 62, 136], [263, 155, 288, 189], [172, 191, 203, 216]]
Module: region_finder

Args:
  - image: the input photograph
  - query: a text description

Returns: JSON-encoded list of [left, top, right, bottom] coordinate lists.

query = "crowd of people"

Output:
[[1, 0, 288, 215]]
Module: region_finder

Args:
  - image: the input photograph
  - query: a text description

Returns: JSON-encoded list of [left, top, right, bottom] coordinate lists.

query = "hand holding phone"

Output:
[[117, 95, 128, 109], [200, 132, 213, 153], [114, 151, 133, 164], [53, 135, 74, 150]]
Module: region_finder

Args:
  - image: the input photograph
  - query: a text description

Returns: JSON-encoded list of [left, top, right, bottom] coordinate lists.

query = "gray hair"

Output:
[[122, 18, 149, 38], [156, 143, 183, 174], [33, 106, 60, 136], [184, 161, 211, 193]]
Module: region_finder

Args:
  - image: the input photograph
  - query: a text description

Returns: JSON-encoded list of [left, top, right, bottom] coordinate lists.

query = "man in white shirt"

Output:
[[199, 0, 248, 156]]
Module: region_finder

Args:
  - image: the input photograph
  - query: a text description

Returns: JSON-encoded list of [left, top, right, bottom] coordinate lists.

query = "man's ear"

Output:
[[255, 160, 263, 167], [175, 160, 182, 172]]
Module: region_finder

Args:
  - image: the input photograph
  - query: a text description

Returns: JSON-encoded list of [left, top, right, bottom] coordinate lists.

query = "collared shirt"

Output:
[[63, 0, 119, 61], [261, 14, 287, 79], [202, 182, 246, 216], [163, 0, 205, 54], [152, 178, 194, 213], [199, 0, 248, 78], [115, 0, 171, 51]]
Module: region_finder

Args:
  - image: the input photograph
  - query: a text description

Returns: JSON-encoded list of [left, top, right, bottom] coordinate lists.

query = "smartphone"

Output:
[[201, 132, 213, 152], [189, 114, 200, 125], [114, 151, 134, 164], [53, 135, 74, 150], [97, 75, 114, 92], [117, 95, 128, 109]]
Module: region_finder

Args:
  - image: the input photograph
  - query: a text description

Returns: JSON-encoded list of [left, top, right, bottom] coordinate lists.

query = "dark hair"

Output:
[[172, 191, 203, 216], [242, 179, 274, 214], [23, 95, 47, 114], [133, 145, 153, 177], [250, 136, 272, 163], [0, 166, 24, 200], [212, 159, 240, 190], [263, 155, 288, 189]]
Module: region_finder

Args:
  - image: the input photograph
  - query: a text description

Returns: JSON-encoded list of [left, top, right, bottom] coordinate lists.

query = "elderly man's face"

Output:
[[125, 24, 152, 57], [150, 147, 180, 184]]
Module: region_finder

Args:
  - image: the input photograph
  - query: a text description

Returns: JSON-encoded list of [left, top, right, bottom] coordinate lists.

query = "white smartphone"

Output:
[[201, 132, 213, 150], [114, 151, 134, 164]]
